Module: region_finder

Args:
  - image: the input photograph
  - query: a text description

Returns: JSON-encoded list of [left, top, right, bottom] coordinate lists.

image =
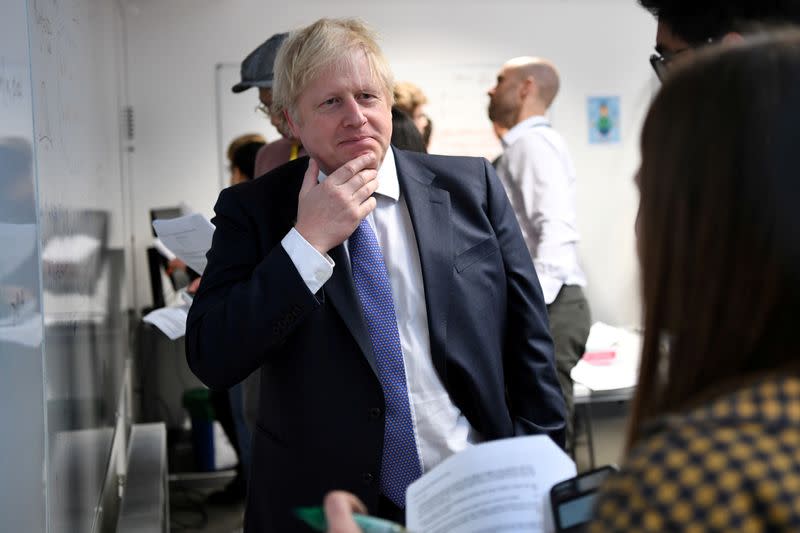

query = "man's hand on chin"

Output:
[[294, 153, 380, 254]]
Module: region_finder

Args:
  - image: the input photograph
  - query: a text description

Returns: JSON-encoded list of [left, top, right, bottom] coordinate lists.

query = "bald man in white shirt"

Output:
[[488, 57, 591, 448]]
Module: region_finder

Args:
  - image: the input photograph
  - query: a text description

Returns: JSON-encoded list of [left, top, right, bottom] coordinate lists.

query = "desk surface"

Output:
[[573, 383, 635, 405]]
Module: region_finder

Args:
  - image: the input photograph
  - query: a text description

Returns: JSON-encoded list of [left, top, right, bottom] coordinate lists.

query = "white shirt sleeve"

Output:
[[280, 227, 334, 294], [502, 132, 576, 304]]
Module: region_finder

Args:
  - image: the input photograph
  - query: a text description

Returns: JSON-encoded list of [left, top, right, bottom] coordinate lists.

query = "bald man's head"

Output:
[[488, 56, 560, 129], [506, 56, 560, 108]]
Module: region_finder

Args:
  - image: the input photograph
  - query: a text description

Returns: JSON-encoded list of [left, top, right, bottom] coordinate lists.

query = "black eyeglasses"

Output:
[[649, 48, 690, 81], [649, 38, 715, 81]]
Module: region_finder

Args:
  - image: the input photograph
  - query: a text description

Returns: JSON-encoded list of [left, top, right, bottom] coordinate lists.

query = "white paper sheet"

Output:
[[406, 435, 576, 533], [152, 213, 215, 275], [143, 304, 190, 340], [570, 322, 641, 391]]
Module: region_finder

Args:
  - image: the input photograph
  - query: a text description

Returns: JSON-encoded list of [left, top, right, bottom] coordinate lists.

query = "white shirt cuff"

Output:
[[281, 228, 334, 294], [536, 272, 562, 305]]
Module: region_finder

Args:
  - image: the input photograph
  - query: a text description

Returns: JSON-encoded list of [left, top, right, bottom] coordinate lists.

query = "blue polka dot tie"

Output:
[[348, 218, 422, 508]]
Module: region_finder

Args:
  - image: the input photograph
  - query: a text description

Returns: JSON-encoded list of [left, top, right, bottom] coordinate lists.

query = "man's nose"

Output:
[[342, 97, 367, 127]]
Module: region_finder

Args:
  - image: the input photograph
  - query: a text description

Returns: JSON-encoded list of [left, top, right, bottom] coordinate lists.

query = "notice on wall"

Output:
[[587, 96, 621, 144]]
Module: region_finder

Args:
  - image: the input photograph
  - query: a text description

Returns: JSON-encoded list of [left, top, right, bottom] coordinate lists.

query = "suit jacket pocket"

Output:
[[455, 236, 499, 273]]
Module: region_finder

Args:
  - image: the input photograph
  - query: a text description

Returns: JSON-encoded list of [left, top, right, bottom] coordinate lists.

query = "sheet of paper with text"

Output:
[[406, 435, 576, 533], [152, 213, 215, 275]]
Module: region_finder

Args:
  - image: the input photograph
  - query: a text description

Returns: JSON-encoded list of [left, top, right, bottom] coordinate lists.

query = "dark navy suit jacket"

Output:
[[186, 147, 566, 532]]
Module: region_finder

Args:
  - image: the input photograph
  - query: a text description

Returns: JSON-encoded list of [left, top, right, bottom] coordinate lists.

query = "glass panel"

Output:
[[2, 0, 133, 530], [0, 0, 46, 531]]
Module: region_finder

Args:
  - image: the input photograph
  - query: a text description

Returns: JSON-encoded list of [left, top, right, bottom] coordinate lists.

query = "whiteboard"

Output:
[[393, 62, 505, 162]]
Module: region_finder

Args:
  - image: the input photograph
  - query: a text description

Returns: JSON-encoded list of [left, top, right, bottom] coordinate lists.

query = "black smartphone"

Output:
[[550, 465, 617, 532]]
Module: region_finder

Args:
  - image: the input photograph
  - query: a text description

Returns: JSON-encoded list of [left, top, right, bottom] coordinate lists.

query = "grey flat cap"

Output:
[[231, 32, 288, 93]]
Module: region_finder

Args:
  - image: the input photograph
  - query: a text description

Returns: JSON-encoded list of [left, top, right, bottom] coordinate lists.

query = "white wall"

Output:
[[123, 0, 656, 326]]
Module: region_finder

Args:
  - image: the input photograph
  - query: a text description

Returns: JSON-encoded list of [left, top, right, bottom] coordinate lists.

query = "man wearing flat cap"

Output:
[[190, 17, 566, 532], [233, 32, 306, 176]]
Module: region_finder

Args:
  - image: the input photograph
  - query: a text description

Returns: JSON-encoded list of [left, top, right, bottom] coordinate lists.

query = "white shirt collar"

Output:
[[502, 115, 550, 148], [317, 147, 400, 202]]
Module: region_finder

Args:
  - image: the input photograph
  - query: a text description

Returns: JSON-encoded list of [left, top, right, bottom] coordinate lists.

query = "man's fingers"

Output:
[[353, 175, 379, 204], [341, 169, 377, 197], [357, 196, 378, 219], [300, 158, 320, 196], [323, 491, 367, 533], [328, 152, 377, 185]]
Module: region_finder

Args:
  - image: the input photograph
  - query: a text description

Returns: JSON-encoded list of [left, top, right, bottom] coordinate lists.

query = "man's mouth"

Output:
[[339, 136, 372, 146]]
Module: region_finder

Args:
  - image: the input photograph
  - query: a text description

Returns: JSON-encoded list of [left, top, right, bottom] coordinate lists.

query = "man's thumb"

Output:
[[300, 158, 319, 196]]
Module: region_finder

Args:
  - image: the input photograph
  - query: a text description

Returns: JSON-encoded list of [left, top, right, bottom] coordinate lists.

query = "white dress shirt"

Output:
[[280, 148, 480, 473], [496, 115, 587, 304]]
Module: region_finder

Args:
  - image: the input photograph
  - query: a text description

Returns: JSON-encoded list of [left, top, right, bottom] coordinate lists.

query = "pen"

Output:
[[294, 506, 409, 533]]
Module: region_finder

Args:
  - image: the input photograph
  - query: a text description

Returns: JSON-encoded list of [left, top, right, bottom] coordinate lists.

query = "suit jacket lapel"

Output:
[[324, 245, 378, 376], [395, 149, 452, 379]]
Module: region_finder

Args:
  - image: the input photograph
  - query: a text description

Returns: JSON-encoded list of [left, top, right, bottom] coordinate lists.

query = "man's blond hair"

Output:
[[272, 18, 395, 121]]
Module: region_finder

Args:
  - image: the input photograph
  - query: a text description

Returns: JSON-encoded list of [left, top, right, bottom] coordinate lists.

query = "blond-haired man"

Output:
[[188, 19, 565, 532], [488, 57, 591, 449]]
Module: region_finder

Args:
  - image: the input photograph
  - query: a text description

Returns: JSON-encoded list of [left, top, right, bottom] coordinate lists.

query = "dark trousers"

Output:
[[210, 388, 243, 477], [546, 285, 591, 451]]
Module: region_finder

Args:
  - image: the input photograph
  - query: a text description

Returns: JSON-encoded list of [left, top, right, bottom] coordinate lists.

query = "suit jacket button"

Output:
[[362, 472, 374, 484], [369, 408, 382, 419]]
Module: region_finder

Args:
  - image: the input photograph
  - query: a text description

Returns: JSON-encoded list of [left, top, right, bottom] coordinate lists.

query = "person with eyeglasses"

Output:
[[232, 32, 307, 177], [639, 0, 800, 80]]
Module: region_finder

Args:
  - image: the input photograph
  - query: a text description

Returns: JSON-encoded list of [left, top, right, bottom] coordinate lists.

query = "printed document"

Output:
[[406, 435, 576, 533], [143, 304, 190, 340], [152, 213, 215, 275]]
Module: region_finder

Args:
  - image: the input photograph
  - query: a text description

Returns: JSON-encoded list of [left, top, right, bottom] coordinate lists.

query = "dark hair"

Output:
[[639, 0, 800, 44], [231, 140, 265, 181], [391, 106, 426, 153], [629, 31, 800, 450], [226, 133, 266, 161], [421, 114, 433, 150]]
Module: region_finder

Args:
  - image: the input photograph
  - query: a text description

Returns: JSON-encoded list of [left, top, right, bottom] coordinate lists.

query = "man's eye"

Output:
[[320, 98, 337, 107], [360, 93, 376, 100]]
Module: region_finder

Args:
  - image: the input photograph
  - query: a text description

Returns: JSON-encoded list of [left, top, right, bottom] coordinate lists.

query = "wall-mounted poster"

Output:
[[587, 96, 621, 144]]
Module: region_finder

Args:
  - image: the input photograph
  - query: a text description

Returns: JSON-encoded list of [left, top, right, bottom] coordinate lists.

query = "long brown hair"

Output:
[[628, 31, 800, 450]]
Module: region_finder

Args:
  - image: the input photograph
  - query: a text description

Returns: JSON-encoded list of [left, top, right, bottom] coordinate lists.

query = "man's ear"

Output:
[[284, 109, 300, 139], [519, 76, 536, 100], [722, 32, 745, 45]]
